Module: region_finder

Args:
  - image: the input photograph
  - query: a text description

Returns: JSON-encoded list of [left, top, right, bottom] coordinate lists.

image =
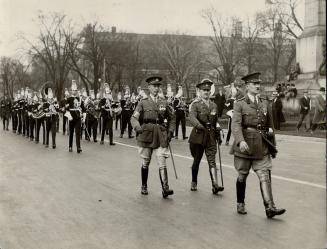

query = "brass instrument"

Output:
[[86, 98, 100, 119]]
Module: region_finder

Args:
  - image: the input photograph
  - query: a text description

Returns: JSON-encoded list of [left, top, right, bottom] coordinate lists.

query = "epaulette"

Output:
[[259, 96, 269, 101], [235, 96, 245, 102], [191, 97, 201, 103]]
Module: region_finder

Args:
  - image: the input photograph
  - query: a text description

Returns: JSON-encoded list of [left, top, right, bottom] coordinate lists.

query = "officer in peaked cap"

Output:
[[188, 78, 224, 193], [130, 75, 176, 198], [231, 72, 286, 218], [145, 75, 163, 85]]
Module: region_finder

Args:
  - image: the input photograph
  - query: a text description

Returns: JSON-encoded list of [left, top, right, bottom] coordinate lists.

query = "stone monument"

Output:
[[296, 0, 326, 75]]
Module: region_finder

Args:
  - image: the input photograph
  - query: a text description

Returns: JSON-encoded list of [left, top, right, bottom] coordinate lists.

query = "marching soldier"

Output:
[[130, 75, 175, 198], [231, 72, 286, 218], [65, 80, 85, 153], [43, 86, 59, 149], [173, 85, 188, 140], [99, 83, 116, 145], [1, 95, 11, 131], [188, 79, 224, 193]]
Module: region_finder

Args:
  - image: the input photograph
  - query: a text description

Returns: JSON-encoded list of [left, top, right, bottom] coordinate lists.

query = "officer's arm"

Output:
[[188, 101, 202, 128], [167, 105, 176, 134], [131, 101, 143, 130], [266, 100, 275, 133], [231, 101, 245, 145]]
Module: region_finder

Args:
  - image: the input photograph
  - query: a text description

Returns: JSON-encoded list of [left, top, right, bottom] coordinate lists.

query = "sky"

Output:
[[0, 0, 304, 58]]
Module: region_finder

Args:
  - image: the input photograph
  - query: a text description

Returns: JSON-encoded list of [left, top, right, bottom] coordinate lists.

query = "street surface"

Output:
[[0, 126, 325, 249]]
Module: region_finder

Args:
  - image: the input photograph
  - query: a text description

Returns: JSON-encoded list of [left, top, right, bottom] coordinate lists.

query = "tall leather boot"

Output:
[[236, 179, 247, 214], [191, 168, 199, 191], [259, 172, 286, 218], [209, 167, 224, 194], [159, 167, 174, 198], [141, 166, 149, 195]]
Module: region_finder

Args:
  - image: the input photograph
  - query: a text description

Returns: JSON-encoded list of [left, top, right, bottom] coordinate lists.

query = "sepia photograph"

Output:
[[0, 0, 325, 248]]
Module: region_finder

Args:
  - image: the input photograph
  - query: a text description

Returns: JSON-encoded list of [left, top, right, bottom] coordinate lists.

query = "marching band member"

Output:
[[85, 90, 99, 142], [65, 80, 85, 153], [43, 85, 59, 149], [120, 86, 134, 139], [1, 95, 11, 131], [173, 85, 188, 140], [60, 88, 70, 135], [29, 92, 39, 141], [35, 91, 46, 145], [115, 92, 122, 130], [99, 83, 116, 146]]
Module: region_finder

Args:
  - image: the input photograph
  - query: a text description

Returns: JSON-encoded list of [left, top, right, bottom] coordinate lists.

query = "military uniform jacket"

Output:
[[66, 96, 85, 120], [99, 98, 114, 118], [0, 99, 11, 118], [43, 100, 59, 117], [188, 98, 218, 147], [230, 94, 275, 160], [131, 96, 175, 149]]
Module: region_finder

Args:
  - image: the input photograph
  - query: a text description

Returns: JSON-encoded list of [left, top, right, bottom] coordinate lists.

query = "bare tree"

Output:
[[202, 9, 244, 85], [152, 32, 203, 98], [259, 8, 295, 82], [0, 57, 31, 99], [266, 0, 303, 38], [23, 12, 73, 101], [241, 15, 266, 74]]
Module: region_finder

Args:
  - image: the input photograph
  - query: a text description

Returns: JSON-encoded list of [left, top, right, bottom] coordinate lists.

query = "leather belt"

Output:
[[143, 119, 163, 125]]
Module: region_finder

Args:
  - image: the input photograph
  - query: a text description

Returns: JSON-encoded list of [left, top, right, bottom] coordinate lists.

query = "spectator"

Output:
[[214, 88, 226, 118], [271, 92, 283, 130], [296, 90, 311, 132], [311, 87, 326, 133]]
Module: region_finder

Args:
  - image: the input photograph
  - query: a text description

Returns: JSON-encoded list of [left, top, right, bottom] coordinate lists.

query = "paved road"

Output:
[[0, 127, 325, 249]]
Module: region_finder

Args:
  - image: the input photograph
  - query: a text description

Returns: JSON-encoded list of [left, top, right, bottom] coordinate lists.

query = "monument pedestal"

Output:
[[296, 0, 326, 74]]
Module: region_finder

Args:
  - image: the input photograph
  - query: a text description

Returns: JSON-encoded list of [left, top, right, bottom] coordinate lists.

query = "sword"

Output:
[[82, 122, 91, 141], [217, 139, 224, 188], [168, 143, 178, 179]]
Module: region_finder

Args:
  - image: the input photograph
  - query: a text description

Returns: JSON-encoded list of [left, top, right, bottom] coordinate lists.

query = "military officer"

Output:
[[231, 72, 286, 218], [188, 79, 224, 193], [131, 75, 175, 198]]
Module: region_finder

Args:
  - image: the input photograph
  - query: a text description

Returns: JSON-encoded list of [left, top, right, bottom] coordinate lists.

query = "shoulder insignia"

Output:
[[235, 96, 245, 102]]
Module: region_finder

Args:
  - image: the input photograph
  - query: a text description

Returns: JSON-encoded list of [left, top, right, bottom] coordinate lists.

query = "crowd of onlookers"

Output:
[[212, 81, 326, 136]]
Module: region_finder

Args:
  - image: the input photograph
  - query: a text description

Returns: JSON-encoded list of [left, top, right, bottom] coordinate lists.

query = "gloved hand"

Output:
[[215, 128, 222, 145], [196, 124, 205, 130], [135, 125, 143, 135], [167, 131, 174, 142]]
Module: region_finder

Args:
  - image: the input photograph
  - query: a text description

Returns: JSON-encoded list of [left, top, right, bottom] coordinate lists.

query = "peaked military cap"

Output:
[[196, 78, 213, 90], [241, 72, 262, 84], [145, 75, 163, 85]]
